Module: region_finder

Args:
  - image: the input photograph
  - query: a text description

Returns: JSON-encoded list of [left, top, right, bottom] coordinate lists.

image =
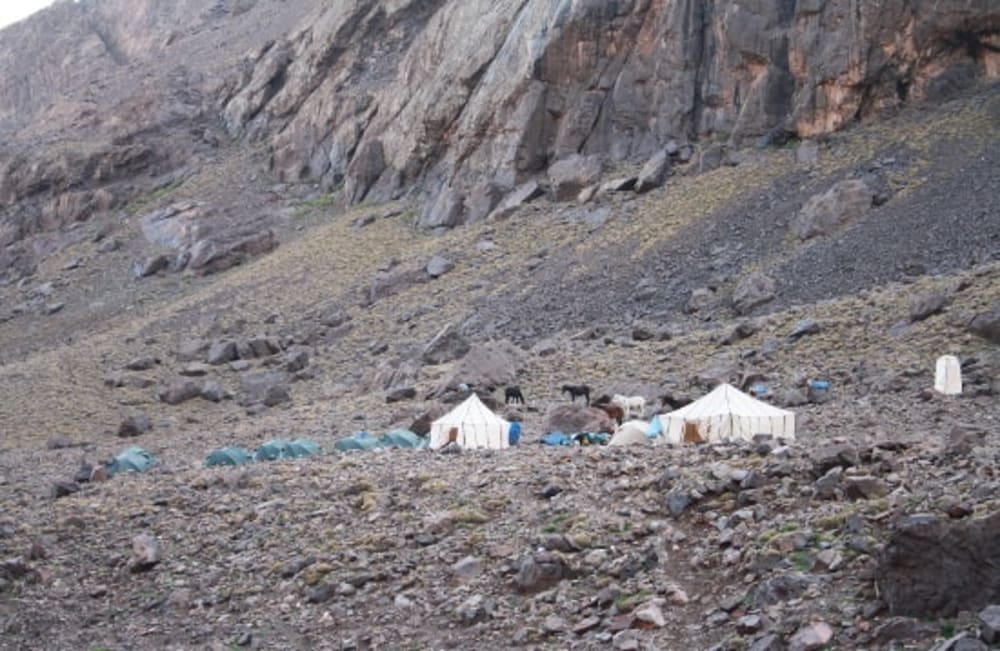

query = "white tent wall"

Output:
[[428, 394, 511, 450], [429, 421, 508, 449], [658, 384, 795, 444], [934, 355, 962, 395]]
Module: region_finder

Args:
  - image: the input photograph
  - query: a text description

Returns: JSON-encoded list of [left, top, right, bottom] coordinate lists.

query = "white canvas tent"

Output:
[[934, 355, 962, 395], [657, 383, 795, 444], [609, 420, 654, 447], [429, 393, 511, 450]]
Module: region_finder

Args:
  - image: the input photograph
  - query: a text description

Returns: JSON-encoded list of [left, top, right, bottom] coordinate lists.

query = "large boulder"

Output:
[[961, 351, 999, 396], [793, 179, 874, 240], [464, 182, 504, 223], [425, 255, 455, 279], [239, 371, 292, 407], [176, 338, 209, 362], [514, 552, 575, 594], [207, 340, 238, 365], [158, 379, 202, 405], [372, 358, 421, 392], [343, 139, 385, 204], [431, 341, 522, 397], [365, 267, 427, 306], [421, 324, 471, 366], [548, 155, 602, 202], [139, 203, 279, 276], [908, 291, 948, 322], [141, 202, 206, 251], [878, 511, 1000, 617], [488, 181, 545, 221], [542, 405, 615, 434], [187, 229, 279, 276], [118, 414, 152, 438], [635, 150, 670, 194], [133, 254, 171, 279], [968, 303, 1000, 344], [732, 272, 776, 315], [419, 187, 465, 229], [686, 287, 720, 314], [41, 189, 115, 227]]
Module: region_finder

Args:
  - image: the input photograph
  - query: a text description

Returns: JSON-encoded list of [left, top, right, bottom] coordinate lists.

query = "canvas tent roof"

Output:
[[657, 383, 794, 444], [429, 393, 511, 450]]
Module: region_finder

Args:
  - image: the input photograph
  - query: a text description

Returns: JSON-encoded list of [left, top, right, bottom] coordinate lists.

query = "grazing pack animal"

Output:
[[505, 385, 525, 405], [561, 384, 591, 405], [659, 392, 692, 411], [592, 394, 613, 407], [596, 403, 625, 425], [612, 394, 646, 419]]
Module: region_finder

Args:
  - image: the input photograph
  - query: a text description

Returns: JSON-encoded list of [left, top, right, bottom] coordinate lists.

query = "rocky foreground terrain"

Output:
[[1, 1, 999, 650]]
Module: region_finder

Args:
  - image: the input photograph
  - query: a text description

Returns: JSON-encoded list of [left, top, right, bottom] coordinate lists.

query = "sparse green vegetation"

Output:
[[789, 550, 814, 572], [614, 590, 652, 612], [302, 192, 339, 211], [128, 179, 186, 213], [781, 136, 802, 150], [757, 529, 779, 544], [815, 509, 854, 531], [542, 512, 573, 534]]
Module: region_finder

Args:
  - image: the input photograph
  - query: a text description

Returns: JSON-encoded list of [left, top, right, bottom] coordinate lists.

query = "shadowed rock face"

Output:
[[1, 0, 999, 238], [877, 512, 1000, 617], [222, 0, 1000, 222]]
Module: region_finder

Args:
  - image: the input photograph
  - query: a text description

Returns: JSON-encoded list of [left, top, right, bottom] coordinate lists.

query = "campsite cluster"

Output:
[[423, 382, 796, 451], [55, 380, 792, 492], [10, 378, 1000, 651], [12, 251, 998, 651]]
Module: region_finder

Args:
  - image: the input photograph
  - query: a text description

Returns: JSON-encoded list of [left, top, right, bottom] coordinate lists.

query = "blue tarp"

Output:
[[541, 432, 610, 446], [509, 422, 522, 446], [541, 432, 574, 446], [646, 416, 663, 439]]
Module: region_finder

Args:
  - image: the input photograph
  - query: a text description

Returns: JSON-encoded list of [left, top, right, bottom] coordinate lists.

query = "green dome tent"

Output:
[[205, 447, 254, 467], [380, 429, 427, 449]]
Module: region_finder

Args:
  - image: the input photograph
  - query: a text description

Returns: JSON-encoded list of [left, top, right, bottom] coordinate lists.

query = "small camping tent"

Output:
[[658, 383, 795, 444], [608, 420, 653, 447], [429, 393, 510, 450], [934, 355, 962, 395]]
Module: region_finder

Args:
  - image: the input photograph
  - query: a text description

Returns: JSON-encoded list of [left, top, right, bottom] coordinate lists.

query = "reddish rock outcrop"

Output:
[[219, 0, 1000, 224], [2, 0, 998, 240]]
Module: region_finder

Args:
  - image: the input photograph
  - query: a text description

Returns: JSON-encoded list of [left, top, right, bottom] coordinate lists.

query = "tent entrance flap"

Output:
[[683, 421, 703, 443]]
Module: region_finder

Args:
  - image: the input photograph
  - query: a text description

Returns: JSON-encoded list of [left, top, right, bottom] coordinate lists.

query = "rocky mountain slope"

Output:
[[0, 1, 999, 650]]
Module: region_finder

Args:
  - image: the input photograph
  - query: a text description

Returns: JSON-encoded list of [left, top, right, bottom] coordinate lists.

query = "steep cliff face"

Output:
[[0, 0, 315, 137], [0, 0, 310, 273], [216, 0, 1000, 226], [1, 0, 998, 242]]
